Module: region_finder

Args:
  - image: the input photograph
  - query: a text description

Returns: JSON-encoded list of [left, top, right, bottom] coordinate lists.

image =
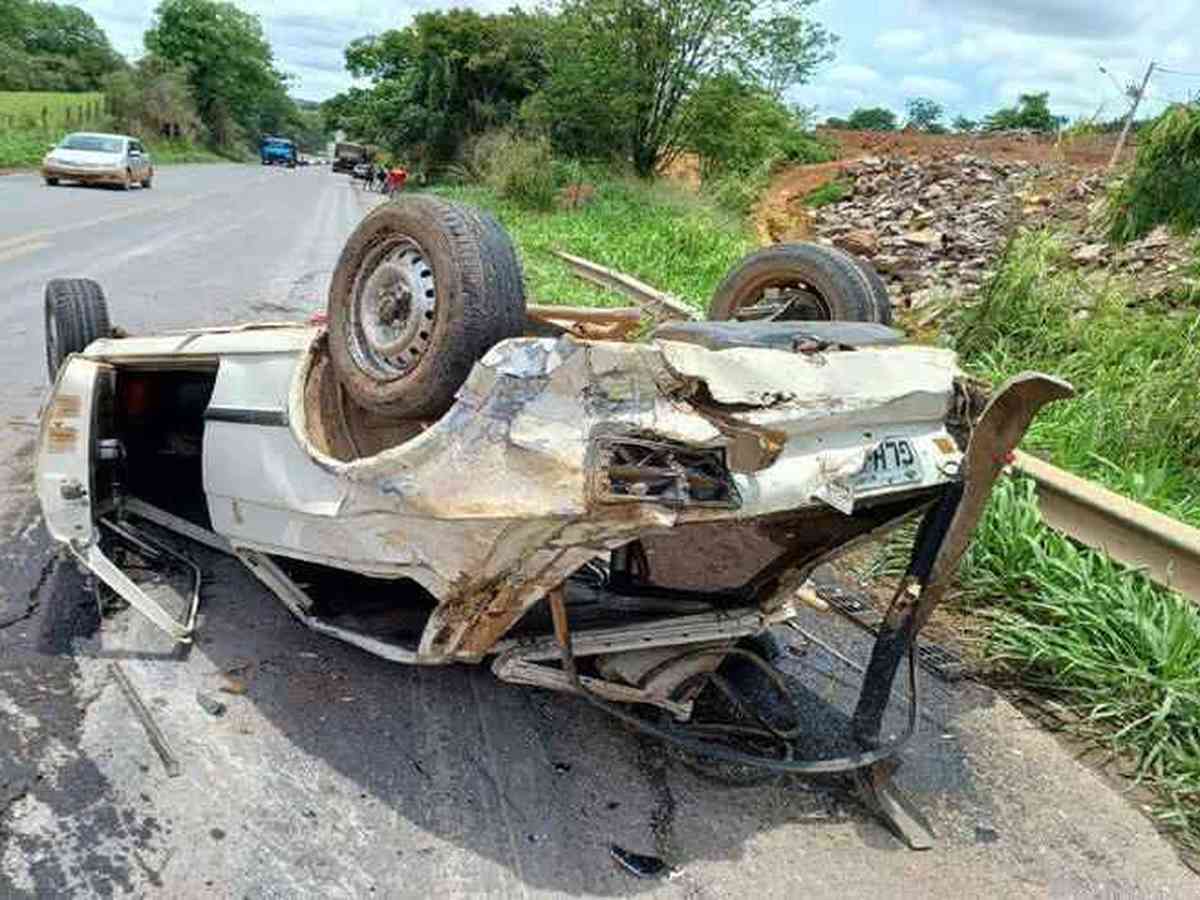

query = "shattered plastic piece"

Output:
[[196, 691, 227, 717], [610, 845, 679, 880]]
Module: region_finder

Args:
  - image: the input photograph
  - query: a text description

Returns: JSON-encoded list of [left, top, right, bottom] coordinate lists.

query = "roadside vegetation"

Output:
[[1107, 103, 1200, 241], [958, 477, 1200, 846], [939, 223, 1200, 848], [323, 0, 837, 217], [432, 172, 754, 307], [952, 229, 1200, 527], [0, 0, 330, 168]]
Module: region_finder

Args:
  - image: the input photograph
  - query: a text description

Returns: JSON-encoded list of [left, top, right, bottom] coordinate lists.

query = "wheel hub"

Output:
[[349, 240, 437, 379]]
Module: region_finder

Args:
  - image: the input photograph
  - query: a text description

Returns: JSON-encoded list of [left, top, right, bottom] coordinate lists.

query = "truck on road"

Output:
[[333, 141, 371, 173], [260, 136, 297, 168]]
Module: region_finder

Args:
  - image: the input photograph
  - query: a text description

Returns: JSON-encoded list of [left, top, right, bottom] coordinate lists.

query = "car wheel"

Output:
[[121, 170, 132, 191], [44, 278, 112, 382], [708, 243, 891, 324], [141, 174, 153, 189], [328, 196, 527, 419], [44, 177, 58, 186]]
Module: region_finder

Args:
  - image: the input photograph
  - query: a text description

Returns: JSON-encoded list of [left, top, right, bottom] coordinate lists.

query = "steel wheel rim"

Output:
[[734, 279, 833, 322], [347, 236, 437, 381]]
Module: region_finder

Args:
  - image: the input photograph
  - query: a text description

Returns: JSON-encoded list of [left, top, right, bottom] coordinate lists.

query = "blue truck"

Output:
[[260, 136, 297, 167]]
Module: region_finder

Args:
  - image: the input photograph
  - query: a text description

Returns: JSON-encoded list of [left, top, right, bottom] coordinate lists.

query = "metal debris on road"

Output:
[[195, 691, 227, 717], [609, 844, 679, 880], [109, 662, 182, 778]]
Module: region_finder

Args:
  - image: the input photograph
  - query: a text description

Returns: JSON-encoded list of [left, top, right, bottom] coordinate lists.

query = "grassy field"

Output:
[[0, 91, 105, 132], [942, 229, 1200, 847], [430, 178, 756, 309], [958, 477, 1200, 847], [952, 229, 1200, 528], [0, 91, 229, 168]]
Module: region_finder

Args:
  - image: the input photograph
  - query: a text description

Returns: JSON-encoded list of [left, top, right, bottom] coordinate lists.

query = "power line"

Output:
[[1155, 65, 1200, 77]]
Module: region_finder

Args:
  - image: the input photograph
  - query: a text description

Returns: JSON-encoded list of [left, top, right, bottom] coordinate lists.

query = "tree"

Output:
[[845, 107, 897, 131], [952, 115, 977, 133], [905, 97, 943, 132], [682, 73, 815, 179], [335, 9, 549, 166], [983, 92, 1058, 133], [104, 56, 202, 141], [0, 0, 124, 91], [145, 0, 294, 148], [741, 12, 836, 100], [531, 0, 837, 176]]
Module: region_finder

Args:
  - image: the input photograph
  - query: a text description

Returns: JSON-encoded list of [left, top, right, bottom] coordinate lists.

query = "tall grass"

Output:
[[960, 477, 1200, 843], [1107, 104, 1200, 242], [0, 91, 104, 132], [431, 177, 755, 308], [953, 229, 1200, 526]]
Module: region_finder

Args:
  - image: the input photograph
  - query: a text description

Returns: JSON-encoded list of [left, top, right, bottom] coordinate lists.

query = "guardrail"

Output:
[[1013, 451, 1200, 603]]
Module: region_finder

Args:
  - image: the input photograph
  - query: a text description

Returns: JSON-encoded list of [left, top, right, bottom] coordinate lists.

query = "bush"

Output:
[[803, 179, 849, 207], [708, 160, 773, 216], [1107, 104, 1200, 242], [952, 229, 1200, 525], [464, 130, 558, 211]]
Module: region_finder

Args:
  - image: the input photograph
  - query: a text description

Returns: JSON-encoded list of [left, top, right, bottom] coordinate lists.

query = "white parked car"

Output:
[[42, 131, 153, 190], [34, 197, 1069, 843]]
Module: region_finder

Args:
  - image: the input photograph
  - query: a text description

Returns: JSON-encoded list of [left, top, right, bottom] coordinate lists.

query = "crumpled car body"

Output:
[[35, 319, 1067, 736]]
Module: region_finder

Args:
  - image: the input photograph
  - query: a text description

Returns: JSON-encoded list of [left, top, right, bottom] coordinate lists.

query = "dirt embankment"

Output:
[[755, 128, 1194, 317]]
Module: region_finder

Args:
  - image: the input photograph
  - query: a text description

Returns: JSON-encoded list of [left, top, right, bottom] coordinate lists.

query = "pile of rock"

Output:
[[1033, 176, 1198, 303], [805, 154, 1036, 309]]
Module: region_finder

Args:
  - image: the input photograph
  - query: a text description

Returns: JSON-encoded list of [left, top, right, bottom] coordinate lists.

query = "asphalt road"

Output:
[[0, 164, 1196, 898]]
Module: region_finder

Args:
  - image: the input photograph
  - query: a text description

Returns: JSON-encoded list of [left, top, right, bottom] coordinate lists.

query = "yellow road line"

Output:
[[0, 240, 51, 263], [0, 170, 278, 253]]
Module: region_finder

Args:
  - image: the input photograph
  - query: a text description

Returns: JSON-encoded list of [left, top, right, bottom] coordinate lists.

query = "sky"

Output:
[[77, 0, 1200, 121]]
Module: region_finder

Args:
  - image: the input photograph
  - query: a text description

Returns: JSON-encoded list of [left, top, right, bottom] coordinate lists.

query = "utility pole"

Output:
[[1108, 60, 1155, 169]]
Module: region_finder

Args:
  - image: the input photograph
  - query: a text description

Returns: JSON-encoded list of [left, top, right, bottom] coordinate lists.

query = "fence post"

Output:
[[41, 106, 48, 131]]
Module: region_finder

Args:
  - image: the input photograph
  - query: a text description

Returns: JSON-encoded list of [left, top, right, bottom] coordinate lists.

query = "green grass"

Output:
[[1, 131, 228, 169], [941, 226, 1200, 847], [0, 130, 52, 168], [804, 179, 850, 207], [146, 140, 227, 164], [1107, 104, 1200, 242], [957, 476, 1200, 846], [428, 177, 756, 308], [952, 229, 1200, 527], [0, 91, 104, 132]]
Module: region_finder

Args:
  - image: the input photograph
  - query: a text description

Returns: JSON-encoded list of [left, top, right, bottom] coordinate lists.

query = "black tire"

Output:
[[844, 254, 894, 326], [708, 243, 889, 324], [328, 196, 527, 418], [141, 172, 153, 189], [44, 177, 59, 186], [45, 278, 111, 382], [461, 206, 528, 340]]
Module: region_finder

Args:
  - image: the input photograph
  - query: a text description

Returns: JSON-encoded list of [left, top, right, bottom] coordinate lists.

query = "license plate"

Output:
[[851, 437, 923, 492]]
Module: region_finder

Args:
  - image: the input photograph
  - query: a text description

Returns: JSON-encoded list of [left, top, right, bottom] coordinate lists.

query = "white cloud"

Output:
[[898, 75, 966, 102], [874, 29, 926, 52], [827, 64, 883, 86]]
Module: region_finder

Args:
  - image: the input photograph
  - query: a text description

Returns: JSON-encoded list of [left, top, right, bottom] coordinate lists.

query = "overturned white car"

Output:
[[35, 197, 1069, 844]]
